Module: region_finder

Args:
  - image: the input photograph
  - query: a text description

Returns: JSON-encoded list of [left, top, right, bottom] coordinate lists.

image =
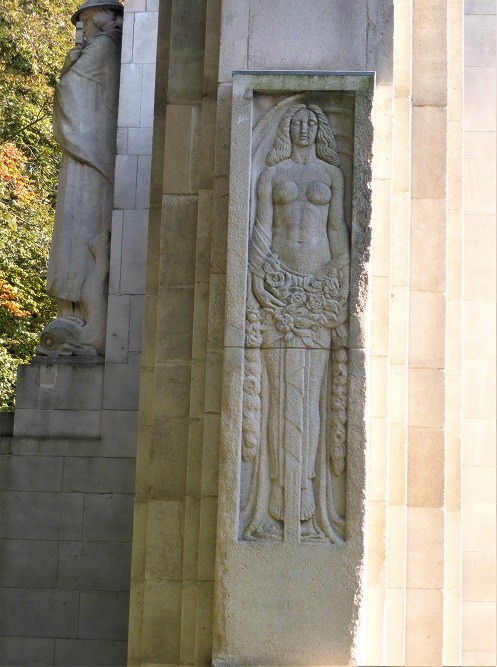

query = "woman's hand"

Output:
[[252, 275, 284, 309]]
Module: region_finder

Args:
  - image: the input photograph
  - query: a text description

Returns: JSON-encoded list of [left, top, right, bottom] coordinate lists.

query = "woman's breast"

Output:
[[306, 181, 332, 205], [273, 180, 299, 204], [273, 179, 332, 207]]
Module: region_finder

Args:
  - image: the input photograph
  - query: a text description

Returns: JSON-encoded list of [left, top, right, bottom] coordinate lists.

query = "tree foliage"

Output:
[[0, 0, 75, 410]]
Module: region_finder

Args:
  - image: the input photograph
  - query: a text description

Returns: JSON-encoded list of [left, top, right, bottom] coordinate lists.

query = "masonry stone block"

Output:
[[0, 413, 13, 435], [136, 154, 152, 210], [0, 437, 11, 455], [0, 492, 84, 540], [144, 500, 184, 581], [132, 11, 158, 64], [63, 457, 136, 494], [163, 107, 199, 194], [464, 66, 496, 132], [0, 589, 79, 638], [0, 637, 54, 666], [120, 216, 148, 294], [58, 541, 132, 591], [114, 154, 138, 210], [105, 295, 131, 363], [101, 410, 139, 457], [160, 195, 198, 286], [10, 436, 101, 458], [156, 287, 195, 362], [0, 540, 58, 588], [54, 639, 127, 666], [366, 0, 394, 83], [78, 591, 130, 640], [125, 0, 146, 11], [108, 210, 124, 295], [153, 362, 191, 420], [167, 0, 205, 103], [412, 0, 448, 106], [14, 409, 102, 439], [141, 581, 182, 663], [140, 63, 156, 126], [0, 455, 63, 492], [120, 11, 134, 64], [465, 15, 496, 67], [103, 356, 141, 411], [465, 0, 496, 13], [128, 126, 153, 155], [129, 295, 146, 352], [247, 0, 367, 71], [83, 494, 134, 542], [148, 418, 189, 499], [118, 64, 142, 128], [15, 362, 104, 411]]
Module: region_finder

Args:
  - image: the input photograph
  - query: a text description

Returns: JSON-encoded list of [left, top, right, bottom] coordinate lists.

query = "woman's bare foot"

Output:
[[268, 482, 284, 520], [300, 485, 316, 521]]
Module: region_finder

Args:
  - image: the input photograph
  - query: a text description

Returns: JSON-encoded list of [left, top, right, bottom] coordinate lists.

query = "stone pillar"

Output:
[[461, 1, 496, 665], [404, 1, 450, 664], [127, 1, 223, 663], [126, 1, 494, 665]]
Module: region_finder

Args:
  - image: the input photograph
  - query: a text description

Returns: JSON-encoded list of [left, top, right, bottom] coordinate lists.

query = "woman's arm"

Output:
[[327, 165, 350, 259], [250, 168, 284, 308]]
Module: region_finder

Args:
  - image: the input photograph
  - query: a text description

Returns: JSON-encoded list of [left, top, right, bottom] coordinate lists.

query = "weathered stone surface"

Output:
[[62, 457, 135, 493], [54, 639, 127, 666], [0, 637, 54, 666], [58, 542, 131, 591], [83, 493, 134, 542], [0, 540, 58, 588], [0, 589, 79, 637], [0, 491, 84, 540], [15, 361, 104, 411], [0, 455, 63, 492], [78, 591, 130, 640], [13, 408, 102, 439]]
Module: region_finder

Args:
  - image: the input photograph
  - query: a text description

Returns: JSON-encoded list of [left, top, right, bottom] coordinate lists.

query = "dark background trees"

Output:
[[0, 0, 74, 409]]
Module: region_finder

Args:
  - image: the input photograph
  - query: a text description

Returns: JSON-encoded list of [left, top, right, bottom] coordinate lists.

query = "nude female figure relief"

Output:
[[242, 104, 350, 543]]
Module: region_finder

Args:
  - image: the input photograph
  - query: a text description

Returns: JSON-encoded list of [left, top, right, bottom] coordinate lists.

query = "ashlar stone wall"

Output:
[[0, 2, 158, 664]]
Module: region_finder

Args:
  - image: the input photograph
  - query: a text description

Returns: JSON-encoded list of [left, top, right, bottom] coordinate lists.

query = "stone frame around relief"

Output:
[[220, 71, 374, 546]]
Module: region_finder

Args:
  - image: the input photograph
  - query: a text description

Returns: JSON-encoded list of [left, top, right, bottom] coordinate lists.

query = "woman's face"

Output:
[[290, 109, 318, 148]]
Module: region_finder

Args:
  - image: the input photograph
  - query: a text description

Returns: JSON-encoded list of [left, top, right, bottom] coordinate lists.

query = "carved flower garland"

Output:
[[247, 254, 348, 348]]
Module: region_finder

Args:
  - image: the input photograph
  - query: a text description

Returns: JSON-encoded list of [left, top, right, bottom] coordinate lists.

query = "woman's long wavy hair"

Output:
[[266, 104, 341, 167]]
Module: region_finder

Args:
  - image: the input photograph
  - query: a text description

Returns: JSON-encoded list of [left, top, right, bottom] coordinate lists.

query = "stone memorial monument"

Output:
[[38, 0, 123, 357], [0, 2, 495, 666]]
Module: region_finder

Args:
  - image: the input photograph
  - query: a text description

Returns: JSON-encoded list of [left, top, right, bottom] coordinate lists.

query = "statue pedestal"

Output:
[[13, 358, 104, 439]]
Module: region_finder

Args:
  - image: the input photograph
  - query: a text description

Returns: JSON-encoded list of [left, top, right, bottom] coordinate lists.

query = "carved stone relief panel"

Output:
[[215, 71, 373, 665], [239, 92, 356, 544]]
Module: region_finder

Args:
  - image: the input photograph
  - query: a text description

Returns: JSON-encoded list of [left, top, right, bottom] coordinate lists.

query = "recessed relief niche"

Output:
[[240, 92, 355, 544]]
